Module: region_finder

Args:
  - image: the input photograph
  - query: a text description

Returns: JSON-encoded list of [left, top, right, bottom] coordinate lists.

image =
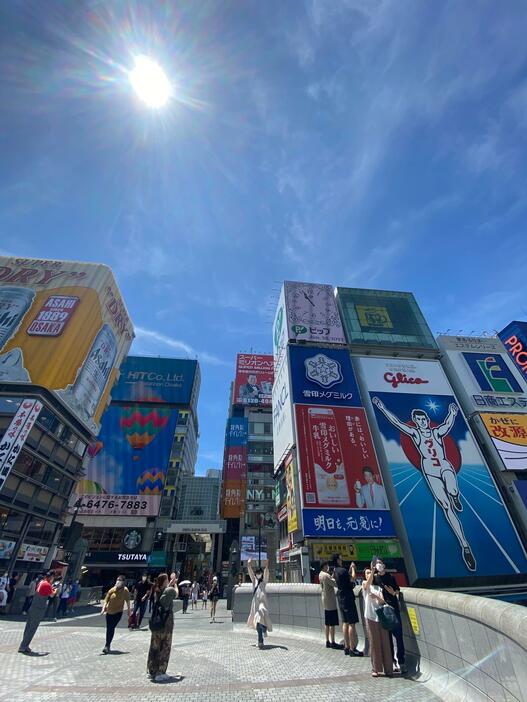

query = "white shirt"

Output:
[[356, 482, 388, 509], [363, 584, 384, 622]]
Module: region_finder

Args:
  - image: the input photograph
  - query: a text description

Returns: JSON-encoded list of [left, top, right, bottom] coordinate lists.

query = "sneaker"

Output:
[[344, 648, 350, 656], [18, 647, 31, 654], [326, 641, 331, 648], [462, 546, 477, 571], [102, 646, 109, 655], [451, 493, 463, 512], [331, 642, 345, 650], [351, 649, 364, 657], [154, 673, 171, 683], [258, 643, 264, 650]]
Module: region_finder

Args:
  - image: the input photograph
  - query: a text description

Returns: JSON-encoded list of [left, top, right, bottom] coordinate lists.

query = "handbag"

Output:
[[375, 604, 399, 631], [148, 598, 170, 632]]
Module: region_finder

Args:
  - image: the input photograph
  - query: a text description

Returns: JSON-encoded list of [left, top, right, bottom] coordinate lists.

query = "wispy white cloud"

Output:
[[133, 325, 230, 367]]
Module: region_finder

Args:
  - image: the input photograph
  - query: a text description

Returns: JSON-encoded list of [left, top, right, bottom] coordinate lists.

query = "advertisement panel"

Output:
[[336, 287, 436, 349], [499, 321, 527, 381], [302, 508, 394, 538], [111, 356, 197, 405], [285, 454, 298, 532], [480, 414, 527, 471], [233, 354, 273, 407], [272, 350, 294, 471], [359, 356, 527, 579], [289, 345, 361, 407], [75, 404, 178, 516], [224, 446, 248, 481], [221, 417, 248, 518], [283, 281, 346, 346], [295, 405, 387, 510], [437, 336, 527, 413], [222, 480, 246, 518], [312, 539, 402, 563], [0, 257, 133, 432], [226, 417, 248, 446], [0, 398, 42, 490], [240, 535, 268, 562]]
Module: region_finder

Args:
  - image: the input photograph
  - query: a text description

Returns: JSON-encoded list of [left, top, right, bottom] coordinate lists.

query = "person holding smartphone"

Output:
[[331, 555, 363, 657], [362, 566, 393, 678]]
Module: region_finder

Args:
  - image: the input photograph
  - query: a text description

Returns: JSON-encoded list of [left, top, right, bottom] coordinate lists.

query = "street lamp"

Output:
[[226, 539, 239, 611]]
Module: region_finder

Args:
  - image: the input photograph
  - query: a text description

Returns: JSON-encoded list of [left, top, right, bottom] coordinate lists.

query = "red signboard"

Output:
[[27, 295, 80, 336], [295, 404, 387, 510], [233, 353, 274, 407], [224, 446, 248, 481]]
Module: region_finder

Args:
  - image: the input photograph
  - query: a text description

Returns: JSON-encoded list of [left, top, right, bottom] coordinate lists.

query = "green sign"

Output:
[[311, 539, 401, 562], [148, 551, 167, 567], [355, 540, 401, 561]]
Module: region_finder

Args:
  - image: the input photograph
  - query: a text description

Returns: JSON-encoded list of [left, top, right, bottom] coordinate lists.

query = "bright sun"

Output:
[[129, 55, 171, 109]]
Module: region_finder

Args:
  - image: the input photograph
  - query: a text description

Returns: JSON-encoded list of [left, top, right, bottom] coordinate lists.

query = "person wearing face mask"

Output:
[[247, 559, 272, 649], [362, 567, 393, 678], [372, 558, 406, 674], [101, 576, 131, 654], [131, 574, 151, 630]]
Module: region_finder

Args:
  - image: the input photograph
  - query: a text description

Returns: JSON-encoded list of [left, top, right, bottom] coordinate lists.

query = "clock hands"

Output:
[[302, 290, 315, 307]]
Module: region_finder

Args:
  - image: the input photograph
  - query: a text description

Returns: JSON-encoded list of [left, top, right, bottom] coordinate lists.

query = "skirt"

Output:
[[324, 609, 339, 626]]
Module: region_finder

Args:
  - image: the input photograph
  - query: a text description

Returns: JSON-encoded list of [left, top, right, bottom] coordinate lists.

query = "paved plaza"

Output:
[[0, 601, 441, 702]]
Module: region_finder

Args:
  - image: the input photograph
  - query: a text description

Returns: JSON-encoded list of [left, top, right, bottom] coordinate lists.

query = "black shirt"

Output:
[[332, 566, 355, 598], [134, 580, 151, 602], [374, 572, 400, 610]]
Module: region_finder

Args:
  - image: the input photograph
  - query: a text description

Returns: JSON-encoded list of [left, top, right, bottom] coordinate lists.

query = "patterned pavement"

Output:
[[0, 601, 441, 701]]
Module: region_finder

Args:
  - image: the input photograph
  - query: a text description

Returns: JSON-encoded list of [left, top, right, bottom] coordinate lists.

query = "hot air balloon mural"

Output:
[[119, 405, 171, 460], [137, 469, 166, 495], [87, 440, 103, 458], [77, 479, 106, 494]]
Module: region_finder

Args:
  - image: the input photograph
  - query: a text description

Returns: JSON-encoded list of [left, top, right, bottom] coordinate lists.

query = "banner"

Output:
[[302, 508, 394, 538], [437, 336, 527, 413], [312, 539, 402, 562], [285, 454, 298, 532], [295, 405, 387, 510], [359, 356, 527, 579], [283, 281, 346, 345], [0, 257, 133, 432], [481, 414, 527, 471], [0, 398, 42, 491], [240, 535, 268, 562], [221, 418, 248, 518], [76, 404, 178, 516], [222, 480, 246, 518], [233, 354, 273, 407], [289, 345, 362, 407], [111, 356, 198, 405], [499, 321, 527, 381]]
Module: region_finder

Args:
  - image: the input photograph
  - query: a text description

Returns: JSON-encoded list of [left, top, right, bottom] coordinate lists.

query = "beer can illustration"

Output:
[[308, 407, 350, 506], [0, 287, 35, 351], [60, 323, 117, 427]]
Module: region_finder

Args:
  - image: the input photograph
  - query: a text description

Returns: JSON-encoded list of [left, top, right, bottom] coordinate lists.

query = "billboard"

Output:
[[437, 336, 527, 413], [233, 354, 273, 407], [289, 345, 362, 407], [285, 453, 298, 532], [0, 398, 42, 491], [336, 287, 436, 350], [75, 404, 178, 516], [240, 535, 268, 562], [222, 480, 246, 518], [272, 350, 294, 471], [0, 256, 133, 432], [499, 321, 527, 381], [295, 404, 387, 510], [481, 414, 527, 471], [359, 356, 527, 579], [282, 281, 346, 346], [111, 356, 197, 405], [221, 418, 248, 518]]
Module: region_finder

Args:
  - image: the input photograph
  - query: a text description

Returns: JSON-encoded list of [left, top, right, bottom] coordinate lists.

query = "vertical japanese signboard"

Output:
[[0, 398, 42, 491], [221, 418, 248, 518], [272, 347, 294, 473], [285, 453, 298, 533], [358, 356, 527, 580], [289, 346, 394, 539]]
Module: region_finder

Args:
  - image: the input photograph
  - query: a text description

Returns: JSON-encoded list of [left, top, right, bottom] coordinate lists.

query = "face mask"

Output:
[[116, 580, 124, 589], [142, 576, 147, 582], [376, 564, 385, 574]]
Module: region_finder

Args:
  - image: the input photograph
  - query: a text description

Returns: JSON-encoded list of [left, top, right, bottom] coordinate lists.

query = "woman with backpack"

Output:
[[147, 572, 178, 683], [247, 559, 272, 650]]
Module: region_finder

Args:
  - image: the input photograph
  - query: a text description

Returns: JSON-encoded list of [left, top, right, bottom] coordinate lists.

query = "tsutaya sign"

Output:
[[437, 336, 527, 414], [499, 322, 527, 380]]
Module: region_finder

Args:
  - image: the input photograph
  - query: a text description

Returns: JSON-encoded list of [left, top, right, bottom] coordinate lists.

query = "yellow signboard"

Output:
[[407, 606, 420, 635], [312, 542, 356, 561], [481, 413, 527, 471], [356, 305, 393, 329], [285, 454, 298, 533], [0, 257, 134, 432], [311, 540, 402, 562]]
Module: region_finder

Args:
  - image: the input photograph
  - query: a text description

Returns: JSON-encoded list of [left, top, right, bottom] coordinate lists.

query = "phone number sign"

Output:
[[74, 494, 161, 516]]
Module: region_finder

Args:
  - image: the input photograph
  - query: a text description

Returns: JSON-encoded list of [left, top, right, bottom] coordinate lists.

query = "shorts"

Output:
[[338, 596, 359, 625], [324, 609, 339, 627]]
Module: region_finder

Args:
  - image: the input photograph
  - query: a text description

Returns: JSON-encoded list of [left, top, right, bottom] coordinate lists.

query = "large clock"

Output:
[[287, 284, 340, 326]]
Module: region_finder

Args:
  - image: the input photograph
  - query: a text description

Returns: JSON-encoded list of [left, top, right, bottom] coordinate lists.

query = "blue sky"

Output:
[[1, 1, 527, 475]]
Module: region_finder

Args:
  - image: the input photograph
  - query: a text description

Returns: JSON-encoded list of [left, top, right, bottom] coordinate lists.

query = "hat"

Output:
[[212, 576, 218, 581]]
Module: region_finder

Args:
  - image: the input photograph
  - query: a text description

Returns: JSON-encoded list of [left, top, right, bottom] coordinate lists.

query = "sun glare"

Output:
[[129, 55, 171, 109]]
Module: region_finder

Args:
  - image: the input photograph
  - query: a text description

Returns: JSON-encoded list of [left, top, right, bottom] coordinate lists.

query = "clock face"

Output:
[[287, 285, 341, 326]]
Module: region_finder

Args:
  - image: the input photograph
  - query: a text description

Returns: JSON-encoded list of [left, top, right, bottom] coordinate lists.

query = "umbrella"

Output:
[[178, 579, 191, 586]]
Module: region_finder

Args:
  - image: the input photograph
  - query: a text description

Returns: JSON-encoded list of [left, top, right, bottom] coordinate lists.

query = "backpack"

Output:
[[148, 596, 170, 632]]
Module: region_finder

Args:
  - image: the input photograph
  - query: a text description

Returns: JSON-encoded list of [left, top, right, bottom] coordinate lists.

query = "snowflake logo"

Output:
[[304, 354, 343, 388]]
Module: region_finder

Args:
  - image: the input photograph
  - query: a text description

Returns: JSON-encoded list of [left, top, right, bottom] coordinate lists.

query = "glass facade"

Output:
[[336, 287, 437, 350], [175, 476, 221, 521]]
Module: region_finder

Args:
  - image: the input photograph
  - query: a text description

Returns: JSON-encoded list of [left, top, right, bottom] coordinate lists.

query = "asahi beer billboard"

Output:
[[111, 356, 197, 406], [437, 336, 527, 414], [0, 257, 133, 432], [75, 405, 178, 516], [358, 356, 527, 580]]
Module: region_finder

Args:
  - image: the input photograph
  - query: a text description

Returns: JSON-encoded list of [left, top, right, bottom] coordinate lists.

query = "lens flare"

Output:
[[129, 55, 171, 108]]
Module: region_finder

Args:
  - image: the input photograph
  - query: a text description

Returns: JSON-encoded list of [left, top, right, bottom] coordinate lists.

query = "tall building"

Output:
[[76, 355, 200, 585], [219, 353, 276, 580], [272, 281, 527, 592], [0, 257, 133, 578]]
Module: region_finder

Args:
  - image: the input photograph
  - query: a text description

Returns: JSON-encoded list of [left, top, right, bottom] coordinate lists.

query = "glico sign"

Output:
[[499, 322, 527, 379]]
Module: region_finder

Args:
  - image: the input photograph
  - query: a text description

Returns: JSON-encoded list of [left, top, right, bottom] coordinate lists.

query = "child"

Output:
[[201, 586, 208, 609]]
